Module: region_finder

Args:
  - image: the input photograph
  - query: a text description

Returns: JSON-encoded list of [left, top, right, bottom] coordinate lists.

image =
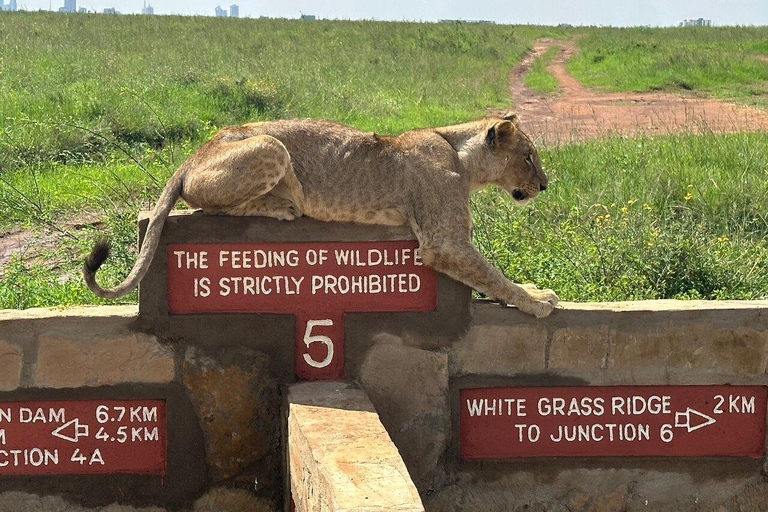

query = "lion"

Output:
[[84, 113, 558, 318]]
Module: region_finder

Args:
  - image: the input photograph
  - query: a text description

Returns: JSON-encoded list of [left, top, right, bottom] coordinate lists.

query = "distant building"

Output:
[[680, 18, 712, 27], [103, 7, 117, 13], [0, 0, 17, 11], [141, 2, 153, 14], [229, 3, 237, 17], [214, 5, 226, 16], [59, 0, 76, 12], [299, 14, 315, 20], [78, 6, 86, 12], [438, 19, 494, 24]]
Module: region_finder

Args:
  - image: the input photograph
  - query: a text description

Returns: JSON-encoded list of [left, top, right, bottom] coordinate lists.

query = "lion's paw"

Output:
[[527, 287, 559, 307], [510, 292, 558, 318], [274, 208, 298, 221], [519, 299, 555, 318]]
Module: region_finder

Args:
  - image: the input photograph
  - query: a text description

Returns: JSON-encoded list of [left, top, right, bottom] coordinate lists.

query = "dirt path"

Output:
[[494, 38, 768, 145]]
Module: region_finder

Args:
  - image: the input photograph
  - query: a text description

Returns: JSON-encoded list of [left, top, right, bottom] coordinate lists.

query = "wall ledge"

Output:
[[474, 298, 768, 313], [0, 304, 138, 322]]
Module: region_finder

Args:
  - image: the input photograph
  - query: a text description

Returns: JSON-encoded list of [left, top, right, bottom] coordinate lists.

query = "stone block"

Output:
[[450, 324, 547, 376], [609, 324, 768, 373], [549, 326, 610, 369], [192, 488, 276, 512], [182, 347, 280, 482], [566, 484, 628, 512], [0, 341, 23, 391], [359, 342, 449, 487], [34, 333, 175, 388], [288, 381, 424, 512]]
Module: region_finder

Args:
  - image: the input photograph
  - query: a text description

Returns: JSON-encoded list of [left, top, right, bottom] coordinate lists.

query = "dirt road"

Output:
[[493, 39, 768, 145]]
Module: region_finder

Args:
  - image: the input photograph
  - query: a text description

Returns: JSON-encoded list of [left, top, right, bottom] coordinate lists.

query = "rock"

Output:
[[34, 333, 175, 388], [359, 341, 449, 487], [549, 326, 610, 369], [0, 340, 23, 391], [287, 381, 424, 512], [182, 347, 280, 482], [192, 488, 276, 512], [450, 324, 547, 376]]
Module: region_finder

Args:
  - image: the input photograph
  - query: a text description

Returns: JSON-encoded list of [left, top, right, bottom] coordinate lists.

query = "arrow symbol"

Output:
[[51, 418, 89, 443], [675, 407, 716, 433]]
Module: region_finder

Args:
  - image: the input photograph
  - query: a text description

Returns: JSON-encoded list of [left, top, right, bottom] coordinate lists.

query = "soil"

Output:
[[491, 38, 768, 146], [0, 217, 101, 279]]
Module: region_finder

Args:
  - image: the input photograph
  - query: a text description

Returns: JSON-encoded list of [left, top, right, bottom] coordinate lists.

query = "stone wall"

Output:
[[1, 214, 767, 511], [357, 300, 768, 512], [0, 305, 279, 510], [3, 299, 766, 511]]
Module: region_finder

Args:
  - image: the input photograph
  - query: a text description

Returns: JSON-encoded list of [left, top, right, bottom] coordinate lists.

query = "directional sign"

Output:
[[0, 400, 166, 475], [166, 241, 437, 380], [460, 386, 767, 459]]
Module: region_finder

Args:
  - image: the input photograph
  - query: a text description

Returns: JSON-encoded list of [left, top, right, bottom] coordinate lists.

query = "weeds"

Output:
[[567, 26, 768, 109], [524, 45, 560, 93], [472, 132, 768, 301], [1, 15, 767, 307]]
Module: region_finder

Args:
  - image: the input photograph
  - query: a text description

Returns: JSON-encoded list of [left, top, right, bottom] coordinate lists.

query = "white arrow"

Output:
[[674, 407, 716, 433], [51, 418, 89, 443]]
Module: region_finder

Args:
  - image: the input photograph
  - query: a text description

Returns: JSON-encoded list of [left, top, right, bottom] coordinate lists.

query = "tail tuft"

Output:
[[84, 239, 111, 275]]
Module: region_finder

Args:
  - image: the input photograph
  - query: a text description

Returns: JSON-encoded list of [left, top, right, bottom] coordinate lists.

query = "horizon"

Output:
[[3, 0, 768, 27]]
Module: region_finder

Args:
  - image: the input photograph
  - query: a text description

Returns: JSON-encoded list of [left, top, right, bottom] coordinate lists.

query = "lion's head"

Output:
[[486, 113, 548, 204]]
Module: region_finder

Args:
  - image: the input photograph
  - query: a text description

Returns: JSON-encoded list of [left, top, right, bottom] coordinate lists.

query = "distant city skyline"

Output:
[[3, 0, 768, 26]]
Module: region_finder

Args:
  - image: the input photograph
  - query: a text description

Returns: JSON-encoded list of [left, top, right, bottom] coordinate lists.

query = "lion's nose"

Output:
[[540, 183, 548, 192]]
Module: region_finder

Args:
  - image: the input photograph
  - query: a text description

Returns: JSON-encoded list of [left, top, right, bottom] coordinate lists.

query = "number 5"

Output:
[[303, 319, 334, 368]]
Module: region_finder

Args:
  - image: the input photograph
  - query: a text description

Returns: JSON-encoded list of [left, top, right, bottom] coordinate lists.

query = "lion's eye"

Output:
[[525, 154, 534, 166]]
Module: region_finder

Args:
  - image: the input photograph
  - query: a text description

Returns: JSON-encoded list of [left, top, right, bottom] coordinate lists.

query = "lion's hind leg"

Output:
[[182, 134, 301, 217], [223, 194, 300, 220]]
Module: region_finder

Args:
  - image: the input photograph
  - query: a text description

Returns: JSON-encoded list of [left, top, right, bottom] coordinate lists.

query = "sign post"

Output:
[[166, 240, 437, 380], [0, 400, 166, 476], [460, 385, 767, 459]]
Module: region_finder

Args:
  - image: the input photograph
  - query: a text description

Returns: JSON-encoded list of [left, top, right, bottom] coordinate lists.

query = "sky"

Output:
[[11, 0, 768, 27]]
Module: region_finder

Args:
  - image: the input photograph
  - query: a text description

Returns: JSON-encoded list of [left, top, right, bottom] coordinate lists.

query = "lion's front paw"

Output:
[[515, 298, 555, 318], [526, 287, 559, 308], [509, 288, 558, 318]]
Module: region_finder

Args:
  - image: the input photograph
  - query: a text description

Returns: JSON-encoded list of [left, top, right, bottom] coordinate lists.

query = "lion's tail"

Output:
[[84, 172, 184, 299]]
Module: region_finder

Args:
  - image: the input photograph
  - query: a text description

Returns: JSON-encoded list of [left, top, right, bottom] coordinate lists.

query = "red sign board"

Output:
[[166, 241, 437, 380], [460, 386, 767, 459], [0, 400, 166, 475]]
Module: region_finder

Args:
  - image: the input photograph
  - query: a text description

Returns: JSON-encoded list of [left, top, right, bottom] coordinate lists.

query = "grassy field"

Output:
[[524, 44, 560, 93], [0, 12, 565, 179], [567, 27, 768, 108], [473, 132, 768, 301], [1, 14, 768, 308]]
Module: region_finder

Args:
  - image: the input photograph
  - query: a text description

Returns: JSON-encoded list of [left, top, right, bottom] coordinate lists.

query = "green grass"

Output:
[[567, 27, 768, 109], [524, 45, 560, 93], [1, 14, 768, 308], [473, 132, 768, 301], [0, 12, 566, 176]]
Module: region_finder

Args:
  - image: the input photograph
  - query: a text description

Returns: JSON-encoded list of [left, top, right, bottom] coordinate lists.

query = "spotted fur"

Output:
[[84, 113, 558, 317]]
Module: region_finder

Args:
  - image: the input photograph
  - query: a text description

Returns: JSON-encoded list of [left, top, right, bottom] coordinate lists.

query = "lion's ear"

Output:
[[502, 112, 521, 127], [486, 120, 516, 148]]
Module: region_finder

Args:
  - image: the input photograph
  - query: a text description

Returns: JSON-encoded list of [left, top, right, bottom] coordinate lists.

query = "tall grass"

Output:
[[0, 13, 566, 173], [567, 27, 768, 108], [473, 132, 768, 301], [1, 15, 767, 307], [524, 45, 560, 93]]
